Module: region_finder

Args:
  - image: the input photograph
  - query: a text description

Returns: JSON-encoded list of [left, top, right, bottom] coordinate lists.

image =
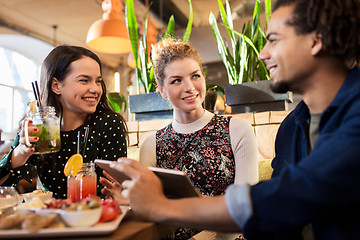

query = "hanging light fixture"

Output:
[[86, 0, 132, 54]]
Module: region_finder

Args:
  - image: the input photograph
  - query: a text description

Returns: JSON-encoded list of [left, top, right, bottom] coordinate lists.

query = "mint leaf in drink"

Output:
[[39, 126, 49, 141]]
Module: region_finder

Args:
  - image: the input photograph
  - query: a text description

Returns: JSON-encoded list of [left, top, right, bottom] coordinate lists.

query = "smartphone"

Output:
[[95, 159, 199, 198]]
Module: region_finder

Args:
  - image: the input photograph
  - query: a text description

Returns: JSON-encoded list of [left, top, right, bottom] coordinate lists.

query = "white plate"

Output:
[[0, 206, 130, 238]]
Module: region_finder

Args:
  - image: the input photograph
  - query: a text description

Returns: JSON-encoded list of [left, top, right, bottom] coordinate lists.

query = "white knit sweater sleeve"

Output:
[[139, 133, 157, 167], [229, 117, 259, 185]]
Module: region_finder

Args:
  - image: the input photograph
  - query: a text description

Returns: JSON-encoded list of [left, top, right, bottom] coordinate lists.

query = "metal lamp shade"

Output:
[[86, 18, 132, 54]]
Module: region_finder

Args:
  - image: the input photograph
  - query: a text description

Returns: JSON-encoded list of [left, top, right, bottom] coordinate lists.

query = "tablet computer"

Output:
[[95, 159, 130, 183], [95, 159, 199, 199]]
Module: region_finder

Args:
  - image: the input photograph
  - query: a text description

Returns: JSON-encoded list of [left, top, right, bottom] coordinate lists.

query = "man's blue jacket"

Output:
[[244, 67, 360, 239]]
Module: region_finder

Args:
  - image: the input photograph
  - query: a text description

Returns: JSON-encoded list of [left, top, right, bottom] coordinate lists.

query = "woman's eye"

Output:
[[96, 79, 103, 84], [171, 79, 181, 84], [192, 74, 200, 79], [79, 79, 88, 82]]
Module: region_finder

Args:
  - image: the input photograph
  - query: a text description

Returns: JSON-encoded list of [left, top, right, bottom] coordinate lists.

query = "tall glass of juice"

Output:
[[67, 163, 97, 202]]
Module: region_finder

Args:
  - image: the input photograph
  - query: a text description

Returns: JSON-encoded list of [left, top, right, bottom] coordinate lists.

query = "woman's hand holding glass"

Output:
[[11, 118, 39, 168]]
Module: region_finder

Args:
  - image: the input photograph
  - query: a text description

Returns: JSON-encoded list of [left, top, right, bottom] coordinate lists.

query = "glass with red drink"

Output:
[[67, 162, 97, 202]]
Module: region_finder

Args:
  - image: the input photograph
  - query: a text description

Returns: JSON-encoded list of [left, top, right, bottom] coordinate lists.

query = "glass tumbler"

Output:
[[67, 163, 97, 202]]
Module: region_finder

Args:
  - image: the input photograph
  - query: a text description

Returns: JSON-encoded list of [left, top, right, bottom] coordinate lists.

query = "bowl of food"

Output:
[[22, 189, 53, 203], [59, 203, 102, 227], [17, 196, 48, 214]]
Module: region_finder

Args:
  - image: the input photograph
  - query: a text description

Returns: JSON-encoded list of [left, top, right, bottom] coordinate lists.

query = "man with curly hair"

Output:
[[109, 0, 360, 239]]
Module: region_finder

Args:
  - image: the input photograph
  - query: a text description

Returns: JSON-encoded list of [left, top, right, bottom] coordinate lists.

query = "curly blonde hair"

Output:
[[152, 38, 204, 87]]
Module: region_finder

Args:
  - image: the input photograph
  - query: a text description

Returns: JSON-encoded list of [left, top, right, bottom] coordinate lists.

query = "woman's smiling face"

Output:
[[54, 56, 103, 116], [159, 58, 206, 117]]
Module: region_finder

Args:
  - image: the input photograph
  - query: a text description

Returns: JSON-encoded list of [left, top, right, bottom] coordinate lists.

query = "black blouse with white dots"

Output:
[[0, 112, 127, 199]]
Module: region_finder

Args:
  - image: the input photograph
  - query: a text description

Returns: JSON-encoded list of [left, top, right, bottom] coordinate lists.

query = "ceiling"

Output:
[[0, 0, 260, 68]]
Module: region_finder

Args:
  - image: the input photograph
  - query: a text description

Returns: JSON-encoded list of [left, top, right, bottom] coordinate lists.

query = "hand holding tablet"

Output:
[[95, 159, 199, 199]]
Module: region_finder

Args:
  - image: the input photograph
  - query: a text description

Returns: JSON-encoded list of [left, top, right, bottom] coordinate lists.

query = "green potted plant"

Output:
[[107, 92, 127, 113], [209, 0, 292, 113], [125, 0, 193, 120]]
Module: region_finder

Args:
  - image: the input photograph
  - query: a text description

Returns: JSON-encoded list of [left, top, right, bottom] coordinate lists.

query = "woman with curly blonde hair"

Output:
[[139, 38, 258, 240]]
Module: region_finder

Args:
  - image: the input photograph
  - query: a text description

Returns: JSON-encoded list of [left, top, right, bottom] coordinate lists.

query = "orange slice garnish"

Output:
[[64, 154, 83, 177]]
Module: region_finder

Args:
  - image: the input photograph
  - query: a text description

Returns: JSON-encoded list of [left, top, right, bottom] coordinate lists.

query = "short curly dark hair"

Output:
[[274, 0, 360, 66]]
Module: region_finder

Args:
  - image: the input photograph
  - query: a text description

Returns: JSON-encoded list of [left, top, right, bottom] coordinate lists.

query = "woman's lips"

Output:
[[182, 94, 198, 102], [82, 97, 98, 105]]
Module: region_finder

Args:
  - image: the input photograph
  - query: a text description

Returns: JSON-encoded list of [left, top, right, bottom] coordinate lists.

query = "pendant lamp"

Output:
[[86, 0, 132, 54]]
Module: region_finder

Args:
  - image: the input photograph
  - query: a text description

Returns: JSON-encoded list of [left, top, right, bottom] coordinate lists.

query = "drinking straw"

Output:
[[31, 82, 40, 107], [34, 81, 43, 107], [82, 127, 89, 156], [77, 131, 81, 154]]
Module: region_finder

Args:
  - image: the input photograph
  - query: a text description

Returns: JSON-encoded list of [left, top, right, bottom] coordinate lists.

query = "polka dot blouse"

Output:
[[0, 112, 127, 199]]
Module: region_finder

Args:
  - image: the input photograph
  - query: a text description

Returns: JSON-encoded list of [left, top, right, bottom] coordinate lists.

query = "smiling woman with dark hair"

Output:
[[0, 45, 127, 199]]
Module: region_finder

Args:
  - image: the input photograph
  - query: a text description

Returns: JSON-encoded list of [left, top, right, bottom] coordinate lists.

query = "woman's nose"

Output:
[[89, 82, 101, 93], [184, 79, 195, 92]]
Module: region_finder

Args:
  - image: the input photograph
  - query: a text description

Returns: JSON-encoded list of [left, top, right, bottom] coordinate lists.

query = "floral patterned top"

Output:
[[156, 115, 235, 196]]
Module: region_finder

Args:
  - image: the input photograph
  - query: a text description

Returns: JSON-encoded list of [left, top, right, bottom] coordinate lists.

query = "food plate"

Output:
[[0, 206, 130, 238], [22, 191, 53, 203]]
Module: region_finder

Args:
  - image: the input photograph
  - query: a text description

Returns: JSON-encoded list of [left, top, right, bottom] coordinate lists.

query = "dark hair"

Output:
[[40, 45, 126, 128], [152, 38, 204, 87], [274, 0, 360, 66]]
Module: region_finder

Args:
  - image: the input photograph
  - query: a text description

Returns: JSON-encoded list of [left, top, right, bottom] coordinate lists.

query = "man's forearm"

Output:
[[154, 195, 241, 232]]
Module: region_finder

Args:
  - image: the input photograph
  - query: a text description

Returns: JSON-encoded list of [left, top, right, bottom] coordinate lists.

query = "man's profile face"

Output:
[[259, 5, 318, 94]]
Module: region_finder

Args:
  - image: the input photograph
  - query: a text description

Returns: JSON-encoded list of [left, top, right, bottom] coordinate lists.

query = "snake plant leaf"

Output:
[[125, 0, 139, 66], [210, 0, 270, 84], [138, 40, 148, 92], [230, 26, 268, 77], [209, 12, 235, 84], [253, 0, 261, 29], [126, 0, 193, 93], [163, 15, 175, 40], [142, 8, 149, 56], [265, 0, 272, 28], [225, 0, 235, 49], [239, 38, 248, 83], [183, 0, 193, 43], [252, 9, 260, 38], [217, 0, 232, 42]]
